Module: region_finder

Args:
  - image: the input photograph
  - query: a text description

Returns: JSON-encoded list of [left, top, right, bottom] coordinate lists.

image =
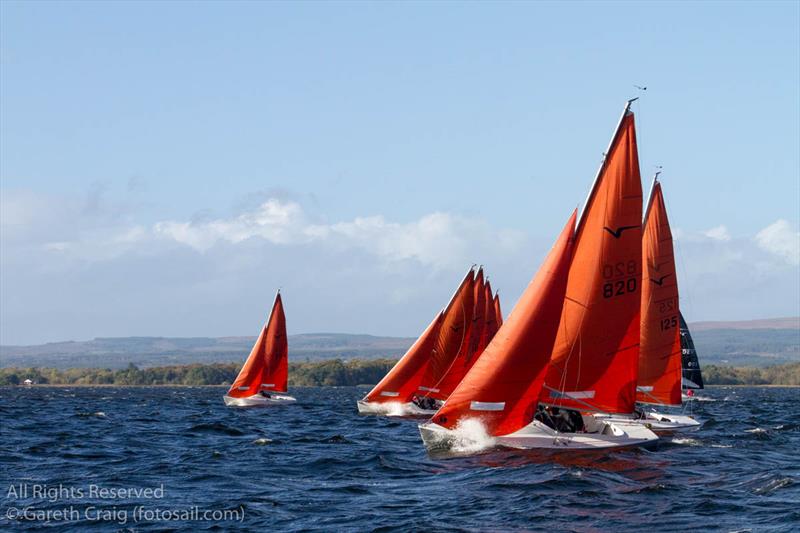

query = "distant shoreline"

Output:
[[2, 360, 798, 387]]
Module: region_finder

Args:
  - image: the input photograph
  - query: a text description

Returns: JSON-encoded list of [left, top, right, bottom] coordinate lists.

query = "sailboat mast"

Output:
[[642, 170, 662, 225], [575, 98, 639, 235]]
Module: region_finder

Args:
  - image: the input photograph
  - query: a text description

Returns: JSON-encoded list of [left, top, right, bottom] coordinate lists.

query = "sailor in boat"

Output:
[[535, 405, 585, 433], [411, 394, 439, 411], [259, 391, 272, 399]]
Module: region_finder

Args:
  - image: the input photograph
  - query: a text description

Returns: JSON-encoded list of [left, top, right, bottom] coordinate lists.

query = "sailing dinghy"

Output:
[[358, 266, 504, 416], [420, 101, 658, 452], [594, 178, 700, 432], [223, 291, 296, 407], [357, 268, 475, 416]]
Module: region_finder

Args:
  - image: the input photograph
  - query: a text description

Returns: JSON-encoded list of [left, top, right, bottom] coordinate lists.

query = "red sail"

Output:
[[481, 280, 499, 351], [432, 211, 576, 435], [419, 269, 475, 400], [494, 294, 503, 328], [430, 270, 486, 399], [637, 181, 682, 406], [227, 292, 289, 397], [543, 105, 643, 414], [363, 312, 444, 403]]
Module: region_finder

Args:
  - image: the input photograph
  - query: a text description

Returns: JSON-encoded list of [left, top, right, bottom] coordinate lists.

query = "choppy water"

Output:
[[1, 386, 798, 531]]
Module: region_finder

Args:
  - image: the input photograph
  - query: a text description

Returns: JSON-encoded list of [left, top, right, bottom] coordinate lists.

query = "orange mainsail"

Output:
[[494, 293, 503, 328], [421, 269, 476, 400], [637, 180, 682, 406], [227, 292, 289, 397], [468, 268, 487, 360], [363, 312, 445, 403], [481, 279, 499, 352], [543, 103, 643, 414], [432, 211, 576, 435]]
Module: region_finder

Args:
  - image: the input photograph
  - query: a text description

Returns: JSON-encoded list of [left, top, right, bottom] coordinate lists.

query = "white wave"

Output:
[[710, 444, 733, 448], [447, 418, 496, 454], [671, 437, 702, 446], [364, 402, 410, 417], [93, 412, 106, 418], [253, 438, 272, 446], [753, 477, 794, 494], [745, 428, 767, 434], [693, 396, 716, 402]]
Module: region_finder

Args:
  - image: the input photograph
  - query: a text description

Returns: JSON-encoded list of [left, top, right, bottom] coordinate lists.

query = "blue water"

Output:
[[1, 386, 798, 531]]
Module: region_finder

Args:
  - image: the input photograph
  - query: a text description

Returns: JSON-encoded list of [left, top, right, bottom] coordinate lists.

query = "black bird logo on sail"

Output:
[[603, 225, 639, 239], [650, 274, 672, 286]]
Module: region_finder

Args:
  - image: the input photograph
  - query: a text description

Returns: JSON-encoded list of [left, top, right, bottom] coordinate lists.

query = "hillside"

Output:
[[0, 334, 414, 369], [0, 318, 797, 369]]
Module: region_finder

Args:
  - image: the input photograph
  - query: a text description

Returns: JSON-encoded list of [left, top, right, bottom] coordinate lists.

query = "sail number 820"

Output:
[[602, 278, 637, 298]]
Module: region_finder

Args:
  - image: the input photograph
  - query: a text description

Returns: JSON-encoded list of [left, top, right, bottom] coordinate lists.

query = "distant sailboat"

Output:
[[680, 313, 705, 392], [596, 178, 700, 431], [357, 268, 474, 416], [223, 291, 296, 407], [358, 267, 503, 416], [420, 101, 659, 451]]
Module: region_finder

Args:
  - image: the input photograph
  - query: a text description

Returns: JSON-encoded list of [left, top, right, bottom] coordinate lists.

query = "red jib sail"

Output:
[[227, 292, 289, 397], [543, 103, 643, 414], [432, 211, 576, 435], [637, 180, 682, 406], [419, 269, 475, 401], [362, 312, 445, 403], [494, 293, 503, 328]]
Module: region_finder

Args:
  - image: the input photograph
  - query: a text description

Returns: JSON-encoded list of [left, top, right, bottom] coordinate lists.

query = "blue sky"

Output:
[[1, 1, 798, 344]]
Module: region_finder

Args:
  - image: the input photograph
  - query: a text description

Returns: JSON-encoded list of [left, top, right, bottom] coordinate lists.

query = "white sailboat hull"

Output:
[[223, 394, 296, 408], [419, 417, 658, 453], [356, 400, 436, 417], [594, 410, 701, 433]]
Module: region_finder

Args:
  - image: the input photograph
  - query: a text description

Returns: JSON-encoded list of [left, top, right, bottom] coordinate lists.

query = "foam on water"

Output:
[[364, 401, 409, 417], [671, 437, 702, 446], [693, 395, 716, 402], [447, 418, 497, 454]]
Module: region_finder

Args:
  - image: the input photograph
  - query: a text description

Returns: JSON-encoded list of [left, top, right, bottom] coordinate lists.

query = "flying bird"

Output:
[[634, 84, 647, 90]]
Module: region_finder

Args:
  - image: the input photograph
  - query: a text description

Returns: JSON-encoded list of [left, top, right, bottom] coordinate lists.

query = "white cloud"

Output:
[[755, 219, 800, 266], [65, 198, 525, 271], [3, 186, 797, 345], [703, 225, 731, 242]]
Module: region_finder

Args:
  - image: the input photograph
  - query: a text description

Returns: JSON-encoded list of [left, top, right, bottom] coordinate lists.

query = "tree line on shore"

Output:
[[0, 360, 798, 387]]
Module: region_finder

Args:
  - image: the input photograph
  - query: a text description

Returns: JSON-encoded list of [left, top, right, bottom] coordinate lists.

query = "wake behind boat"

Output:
[[223, 291, 296, 408]]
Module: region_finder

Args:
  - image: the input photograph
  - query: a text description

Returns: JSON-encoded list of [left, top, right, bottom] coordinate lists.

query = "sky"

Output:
[[1, 1, 798, 345]]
